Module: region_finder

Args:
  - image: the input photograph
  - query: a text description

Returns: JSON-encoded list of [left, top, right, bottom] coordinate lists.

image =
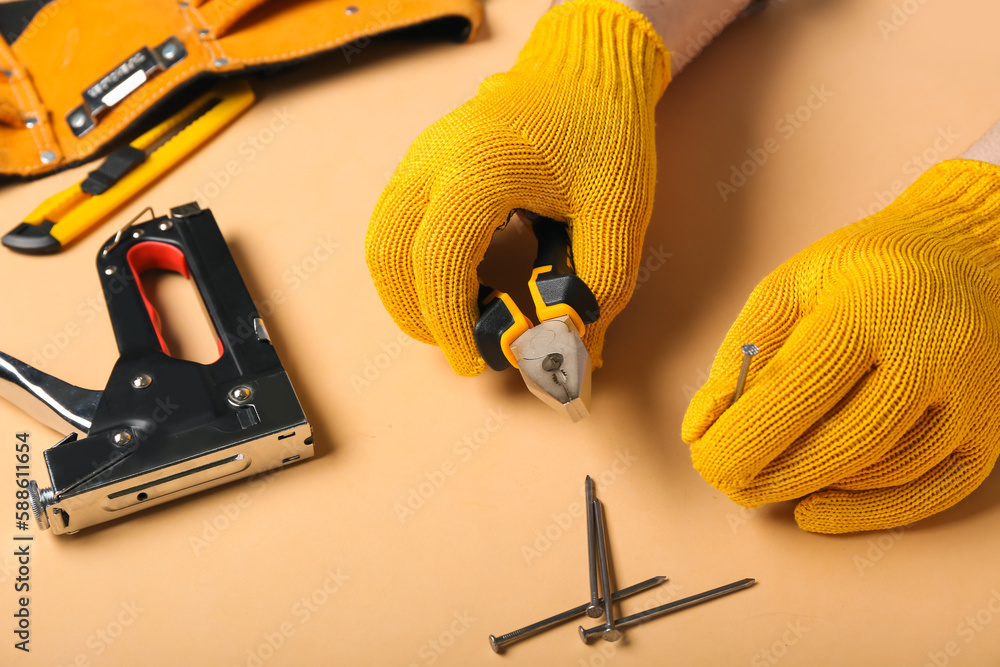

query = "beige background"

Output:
[[1, 0, 1000, 664]]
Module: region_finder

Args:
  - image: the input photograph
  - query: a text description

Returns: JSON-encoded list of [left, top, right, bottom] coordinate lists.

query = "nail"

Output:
[[585, 476, 602, 619], [730, 343, 759, 405], [488, 575, 667, 653], [579, 578, 756, 643], [593, 499, 621, 641]]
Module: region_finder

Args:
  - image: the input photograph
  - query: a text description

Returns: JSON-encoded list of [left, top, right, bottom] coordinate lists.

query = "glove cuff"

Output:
[[517, 0, 671, 102], [879, 159, 1000, 276]]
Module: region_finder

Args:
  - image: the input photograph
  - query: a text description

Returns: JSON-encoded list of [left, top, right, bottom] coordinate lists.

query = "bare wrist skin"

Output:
[[962, 120, 1000, 166], [551, 0, 754, 76]]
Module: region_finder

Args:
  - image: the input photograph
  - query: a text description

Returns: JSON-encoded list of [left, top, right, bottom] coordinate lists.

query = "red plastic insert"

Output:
[[126, 241, 193, 357]]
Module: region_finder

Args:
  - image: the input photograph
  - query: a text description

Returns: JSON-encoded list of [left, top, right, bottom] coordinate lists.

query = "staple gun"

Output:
[[0, 203, 314, 534]]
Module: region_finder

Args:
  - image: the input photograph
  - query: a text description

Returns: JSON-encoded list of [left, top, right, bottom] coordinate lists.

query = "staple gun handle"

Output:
[[96, 204, 277, 378]]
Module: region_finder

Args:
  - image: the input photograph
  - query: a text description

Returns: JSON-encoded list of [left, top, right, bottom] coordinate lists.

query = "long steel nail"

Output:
[[578, 578, 757, 643], [730, 343, 759, 406], [488, 575, 667, 653], [593, 499, 621, 641], [585, 476, 602, 619]]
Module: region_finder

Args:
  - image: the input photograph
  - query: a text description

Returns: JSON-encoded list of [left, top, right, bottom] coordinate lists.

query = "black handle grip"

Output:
[[96, 204, 278, 379], [528, 216, 600, 328], [474, 284, 531, 371]]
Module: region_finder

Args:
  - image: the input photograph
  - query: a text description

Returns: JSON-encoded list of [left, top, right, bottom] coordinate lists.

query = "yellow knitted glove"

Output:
[[682, 160, 1000, 534], [366, 0, 669, 375]]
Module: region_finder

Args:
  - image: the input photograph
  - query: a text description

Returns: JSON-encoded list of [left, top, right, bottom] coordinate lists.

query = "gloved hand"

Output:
[[366, 0, 669, 375], [682, 160, 1000, 534]]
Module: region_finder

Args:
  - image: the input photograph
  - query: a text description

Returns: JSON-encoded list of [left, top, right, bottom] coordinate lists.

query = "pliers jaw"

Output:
[[474, 215, 600, 421], [510, 315, 592, 423]]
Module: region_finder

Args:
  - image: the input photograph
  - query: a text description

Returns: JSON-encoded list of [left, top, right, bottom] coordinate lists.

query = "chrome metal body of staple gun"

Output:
[[0, 203, 314, 534]]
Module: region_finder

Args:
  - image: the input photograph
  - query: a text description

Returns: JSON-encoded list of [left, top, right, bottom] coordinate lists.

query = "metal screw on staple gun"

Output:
[[229, 386, 253, 404], [111, 429, 133, 447], [131, 374, 152, 389], [104, 266, 116, 276], [159, 220, 174, 231], [27, 481, 54, 531]]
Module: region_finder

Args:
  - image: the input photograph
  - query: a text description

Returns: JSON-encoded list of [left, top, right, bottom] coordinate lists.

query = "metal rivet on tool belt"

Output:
[[68, 110, 88, 129], [111, 430, 133, 447], [345, 5, 359, 14], [197, 29, 209, 38], [229, 386, 252, 404], [213, 58, 229, 67], [2, 69, 12, 77], [131, 374, 152, 389], [39, 150, 55, 163], [161, 41, 179, 59], [24, 117, 38, 128]]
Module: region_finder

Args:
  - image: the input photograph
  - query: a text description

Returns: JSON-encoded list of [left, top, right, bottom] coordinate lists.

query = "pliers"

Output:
[[474, 214, 600, 422]]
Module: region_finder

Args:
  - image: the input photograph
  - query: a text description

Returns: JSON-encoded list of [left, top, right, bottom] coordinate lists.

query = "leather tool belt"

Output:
[[0, 0, 483, 178]]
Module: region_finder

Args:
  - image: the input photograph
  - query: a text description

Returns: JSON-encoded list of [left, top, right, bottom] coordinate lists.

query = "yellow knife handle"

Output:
[[2, 80, 255, 255]]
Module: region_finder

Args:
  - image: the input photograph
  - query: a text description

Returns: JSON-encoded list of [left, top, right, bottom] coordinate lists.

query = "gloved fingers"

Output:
[[682, 270, 804, 443], [689, 299, 873, 494], [412, 135, 559, 376], [794, 446, 997, 533], [725, 362, 931, 507], [366, 146, 436, 344], [569, 180, 656, 368], [832, 402, 968, 491]]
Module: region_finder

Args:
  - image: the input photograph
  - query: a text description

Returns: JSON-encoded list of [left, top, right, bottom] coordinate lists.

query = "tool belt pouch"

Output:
[[0, 0, 483, 178]]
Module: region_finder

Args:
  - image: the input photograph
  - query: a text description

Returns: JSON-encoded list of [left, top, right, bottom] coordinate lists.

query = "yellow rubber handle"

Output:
[[40, 79, 255, 246]]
